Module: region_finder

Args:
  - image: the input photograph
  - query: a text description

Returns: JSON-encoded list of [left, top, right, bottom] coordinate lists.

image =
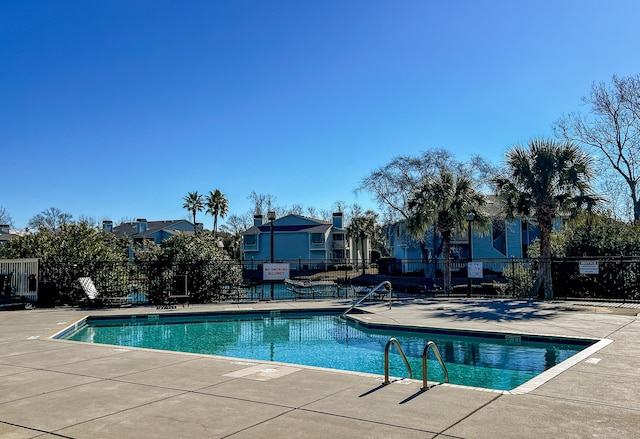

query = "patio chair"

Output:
[[156, 284, 190, 309], [78, 277, 128, 307], [419, 278, 440, 296], [219, 284, 247, 302], [285, 279, 337, 299], [167, 290, 190, 306], [355, 285, 388, 299]]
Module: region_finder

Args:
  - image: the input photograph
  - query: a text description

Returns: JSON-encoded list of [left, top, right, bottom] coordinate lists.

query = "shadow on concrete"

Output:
[[423, 299, 578, 322]]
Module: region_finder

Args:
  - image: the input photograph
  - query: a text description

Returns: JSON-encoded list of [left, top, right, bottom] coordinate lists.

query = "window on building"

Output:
[[244, 234, 257, 248], [492, 219, 506, 255], [333, 233, 344, 241], [311, 233, 324, 245]]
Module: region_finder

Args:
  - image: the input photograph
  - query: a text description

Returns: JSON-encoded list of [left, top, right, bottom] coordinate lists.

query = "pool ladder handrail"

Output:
[[382, 338, 450, 389], [422, 341, 449, 390], [383, 337, 412, 384], [342, 280, 392, 317]]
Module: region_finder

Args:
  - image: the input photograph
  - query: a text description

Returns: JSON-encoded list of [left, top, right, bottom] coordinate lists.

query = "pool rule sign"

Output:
[[579, 260, 599, 275], [263, 263, 290, 280], [468, 262, 483, 278]]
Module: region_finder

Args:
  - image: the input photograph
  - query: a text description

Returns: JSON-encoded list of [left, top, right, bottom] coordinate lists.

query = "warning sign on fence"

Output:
[[468, 262, 484, 279], [579, 260, 599, 275], [263, 263, 290, 280]]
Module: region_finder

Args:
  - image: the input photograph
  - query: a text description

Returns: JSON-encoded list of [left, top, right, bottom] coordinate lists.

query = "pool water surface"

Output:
[[61, 310, 596, 391]]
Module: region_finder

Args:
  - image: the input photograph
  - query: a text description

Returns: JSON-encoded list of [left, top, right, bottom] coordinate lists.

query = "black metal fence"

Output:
[[35, 256, 640, 306], [552, 256, 640, 301]]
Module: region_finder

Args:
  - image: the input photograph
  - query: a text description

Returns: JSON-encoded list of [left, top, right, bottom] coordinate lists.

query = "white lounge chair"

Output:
[[355, 285, 389, 299], [78, 277, 128, 307], [285, 278, 337, 298]]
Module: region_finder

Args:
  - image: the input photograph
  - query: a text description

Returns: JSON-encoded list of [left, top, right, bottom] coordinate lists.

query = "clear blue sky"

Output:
[[2, 0, 639, 230]]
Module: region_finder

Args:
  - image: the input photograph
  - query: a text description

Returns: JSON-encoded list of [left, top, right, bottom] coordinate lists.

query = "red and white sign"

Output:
[[263, 263, 290, 280]]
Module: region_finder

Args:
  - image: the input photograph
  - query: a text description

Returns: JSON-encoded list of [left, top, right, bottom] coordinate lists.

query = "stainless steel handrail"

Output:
[[341, 280, 392, 317], [383, 337, 412, 384], [421, 341, 449, 390]]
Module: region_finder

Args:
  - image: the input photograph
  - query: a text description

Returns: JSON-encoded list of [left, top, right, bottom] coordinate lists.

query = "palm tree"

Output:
[[347, 210, 378, 275], [183, 191, 204, 234], [493, 138, 599, 299], [407, 170, 486, 293], [205, 189, 229, 236]]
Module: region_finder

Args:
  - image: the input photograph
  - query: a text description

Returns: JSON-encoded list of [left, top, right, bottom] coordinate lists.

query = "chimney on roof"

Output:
[[102, 220, 113, 233], [332, 212, 343, 229], [136, 218, 147, 234], [254, 214, 263, 226], [0, 224, 9, 234]]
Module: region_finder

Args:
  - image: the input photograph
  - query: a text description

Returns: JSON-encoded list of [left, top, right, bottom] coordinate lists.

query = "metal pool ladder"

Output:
[[422, 341, 449, 390], [382, 338, 450, 389], [342, 280, 393, 317], [383, 337, 412, 384]]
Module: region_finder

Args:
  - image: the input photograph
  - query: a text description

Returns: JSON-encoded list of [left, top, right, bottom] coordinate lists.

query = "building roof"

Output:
[[242, 214, 343, 235], [112, 220, 196, 239], [0, 233, 19, 243]]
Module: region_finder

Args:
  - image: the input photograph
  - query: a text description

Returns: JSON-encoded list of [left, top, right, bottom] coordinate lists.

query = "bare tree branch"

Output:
[[553, 74, 640, 222]]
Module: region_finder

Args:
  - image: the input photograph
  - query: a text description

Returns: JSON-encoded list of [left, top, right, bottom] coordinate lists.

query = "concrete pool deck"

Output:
[[1, 299, 638, 438]]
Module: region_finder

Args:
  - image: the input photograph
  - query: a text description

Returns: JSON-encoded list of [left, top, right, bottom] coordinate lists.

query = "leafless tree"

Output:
[[357, 148, 487, 223], [332, 200, 347, 213], [247, 191, 265, 216], [77, 215, 102, 228], [27, 207, 73, 232], [220, 214, 251, 236], [554, 74, 640, 223], [598, 170, 633, 220], [318, 208, 332, 221], [247, 191, 277, 217], [288, 204, 304, 216], [0, 206, 13, 227], [306, 206, 317, 218]]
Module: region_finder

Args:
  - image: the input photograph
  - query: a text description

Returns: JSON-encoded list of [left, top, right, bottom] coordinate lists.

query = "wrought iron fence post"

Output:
[[510, 256, 516, 297]]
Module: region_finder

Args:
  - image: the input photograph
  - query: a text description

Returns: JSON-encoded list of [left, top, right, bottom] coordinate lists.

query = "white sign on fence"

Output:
[[263, 263, 290, 280], [468, 262, 484, 279], [579, 260, 599, 275]]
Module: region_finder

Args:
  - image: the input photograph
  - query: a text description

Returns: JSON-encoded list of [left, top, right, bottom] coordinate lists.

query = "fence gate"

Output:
[[0, 258, 39, 302]]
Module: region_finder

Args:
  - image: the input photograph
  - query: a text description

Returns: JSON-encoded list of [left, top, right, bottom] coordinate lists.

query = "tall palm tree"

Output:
[[407, 170, 486, 293], [493, 138, 599, 299], [205, 189, 229, 236], [347, 210, 379, 275], [182, 191, 204, 234]]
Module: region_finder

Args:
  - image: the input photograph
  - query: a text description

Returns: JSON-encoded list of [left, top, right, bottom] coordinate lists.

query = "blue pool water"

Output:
[[61, 310, 594, 391]]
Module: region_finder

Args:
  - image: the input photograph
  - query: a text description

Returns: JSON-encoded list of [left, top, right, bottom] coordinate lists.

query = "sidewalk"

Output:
[[0, 299, 638, 438]]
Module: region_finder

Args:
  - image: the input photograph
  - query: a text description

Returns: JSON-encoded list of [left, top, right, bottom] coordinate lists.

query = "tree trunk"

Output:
[[361, 235, 366, 276], [419, 241, 433, 279], [629, 179, 640, 224], [442, 232, 452, 293], [536, 218, 554, 299]]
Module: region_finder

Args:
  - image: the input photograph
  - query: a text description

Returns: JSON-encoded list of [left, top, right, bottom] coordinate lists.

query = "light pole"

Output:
[[268, 210, 276, 300], [466, 213, 475, 297]]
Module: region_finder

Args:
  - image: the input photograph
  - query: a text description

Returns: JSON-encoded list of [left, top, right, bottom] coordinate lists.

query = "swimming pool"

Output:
[[58, 309, 599, 391]]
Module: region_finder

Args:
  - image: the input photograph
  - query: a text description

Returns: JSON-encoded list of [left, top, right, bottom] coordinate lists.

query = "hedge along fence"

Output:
[[551, 256, 640, 301], [34, 256, 640, 306], [229, 256, 640, 300]]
